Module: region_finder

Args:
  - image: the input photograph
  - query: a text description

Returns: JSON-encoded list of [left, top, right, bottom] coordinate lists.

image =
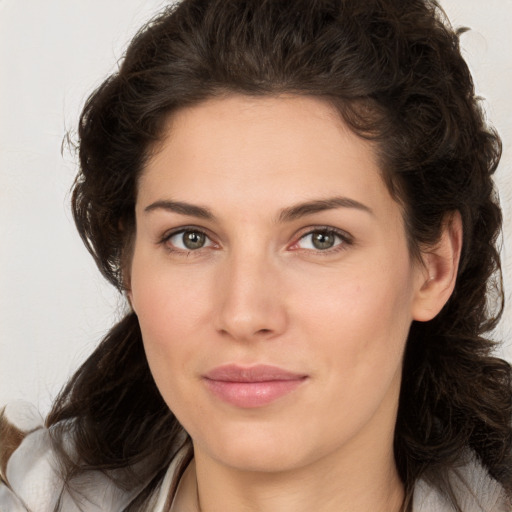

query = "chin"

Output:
[[212, 443, 308, 473], [189, 417, 330, 474]]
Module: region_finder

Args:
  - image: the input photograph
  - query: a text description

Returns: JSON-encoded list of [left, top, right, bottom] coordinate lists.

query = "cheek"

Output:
[[302, 259, 413, 332], [304, 270, 414, 431], [133, 286, 206, 418], [129, 255, 213, 392], [130, 246, 211, 337], [296, 257, 415, 381]]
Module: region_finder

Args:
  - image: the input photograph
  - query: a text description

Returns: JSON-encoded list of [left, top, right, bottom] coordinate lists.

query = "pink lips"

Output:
[[203, 364, 308, 408]]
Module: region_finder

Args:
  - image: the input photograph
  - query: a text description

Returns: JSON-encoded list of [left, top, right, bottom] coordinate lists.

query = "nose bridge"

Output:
[[214, 242, 287, 340]]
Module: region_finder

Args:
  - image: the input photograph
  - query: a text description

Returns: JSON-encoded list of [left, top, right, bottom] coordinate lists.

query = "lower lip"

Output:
[[203, 378, 306, 408]]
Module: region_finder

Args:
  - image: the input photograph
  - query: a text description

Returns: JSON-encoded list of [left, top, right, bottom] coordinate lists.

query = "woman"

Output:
[[1, 0, 510, 510]]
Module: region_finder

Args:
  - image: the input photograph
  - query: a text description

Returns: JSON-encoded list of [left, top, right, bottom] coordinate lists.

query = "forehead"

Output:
[[137, 94, 392, 218]]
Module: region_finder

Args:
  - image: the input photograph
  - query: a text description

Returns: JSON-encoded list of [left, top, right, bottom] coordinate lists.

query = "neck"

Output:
[[172, 371, 406, 512], [174, 442, 404, 512]]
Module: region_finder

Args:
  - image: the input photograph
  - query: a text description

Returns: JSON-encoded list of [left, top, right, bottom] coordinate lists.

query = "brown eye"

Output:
[[311, 231, 336, 250], [182, 231, 206, 249], [295, 229, 349, 252], [167, 229, 212, 251]]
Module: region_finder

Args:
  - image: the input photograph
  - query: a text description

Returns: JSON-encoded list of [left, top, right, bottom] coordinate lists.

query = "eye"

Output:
[[294, 228, 350, 251], [165, 229, 215, 251]]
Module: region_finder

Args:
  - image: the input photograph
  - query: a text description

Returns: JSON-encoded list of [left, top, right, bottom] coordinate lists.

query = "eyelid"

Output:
[[289, 225, 354, 252], [159, 225, 218, 252], [157, 224, 353, 254]]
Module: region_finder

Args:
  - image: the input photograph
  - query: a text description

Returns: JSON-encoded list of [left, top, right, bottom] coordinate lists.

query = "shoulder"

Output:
[[0, 401, 58, 511], [0, 402, 137, 512], [413, 453, 511, 512]]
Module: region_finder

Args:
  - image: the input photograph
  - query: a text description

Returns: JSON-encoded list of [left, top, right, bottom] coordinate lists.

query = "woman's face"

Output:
[[129, 95, 428, 473]]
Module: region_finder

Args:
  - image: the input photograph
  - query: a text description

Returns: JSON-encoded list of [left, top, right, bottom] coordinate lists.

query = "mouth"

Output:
[[202, 364, 308, 408]]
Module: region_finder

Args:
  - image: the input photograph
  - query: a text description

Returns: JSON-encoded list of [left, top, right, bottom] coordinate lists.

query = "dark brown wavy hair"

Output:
[[46, 0, 511, 510]]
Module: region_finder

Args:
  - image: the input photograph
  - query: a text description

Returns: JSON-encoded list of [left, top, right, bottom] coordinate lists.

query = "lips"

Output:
[[202, 364, 308, 408]]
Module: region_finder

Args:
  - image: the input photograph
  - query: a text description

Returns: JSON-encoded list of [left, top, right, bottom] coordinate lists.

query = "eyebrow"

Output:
[[144, 200, 215, 219], [277, 196, 374, 222], [144, 196, 373, 222]]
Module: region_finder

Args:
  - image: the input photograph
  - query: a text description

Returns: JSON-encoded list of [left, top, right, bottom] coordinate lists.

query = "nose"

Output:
[[213, 249, 288, 342]]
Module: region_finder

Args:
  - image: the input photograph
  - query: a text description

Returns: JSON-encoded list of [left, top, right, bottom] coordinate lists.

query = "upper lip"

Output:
[[203, 364, 307, 382]]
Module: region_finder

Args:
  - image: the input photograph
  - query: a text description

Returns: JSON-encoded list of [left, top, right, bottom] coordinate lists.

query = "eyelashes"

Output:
[[291, 228, 351, 252], [163, 229, 217, 251], [158, 225, 353, 256]]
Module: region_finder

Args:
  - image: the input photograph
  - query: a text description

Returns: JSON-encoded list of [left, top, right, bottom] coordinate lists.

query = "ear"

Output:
[[126, 288, 134, 307], [121, 264, 134, 307], [120, 272, 133, 312], [119, 223, 135, 309], [412, 212, 463, 322]]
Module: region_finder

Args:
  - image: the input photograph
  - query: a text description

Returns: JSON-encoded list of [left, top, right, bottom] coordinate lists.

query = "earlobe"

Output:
[[412, 212, 463, 322], [125, 287, 136, 312], [123, 273, 135, 310]]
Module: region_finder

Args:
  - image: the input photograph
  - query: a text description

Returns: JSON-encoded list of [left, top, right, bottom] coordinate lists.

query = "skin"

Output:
[[128, 95, 461, 512]]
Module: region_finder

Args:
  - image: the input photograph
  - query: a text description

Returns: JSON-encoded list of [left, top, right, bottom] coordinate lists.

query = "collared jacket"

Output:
[[1, 402, 510, 511]]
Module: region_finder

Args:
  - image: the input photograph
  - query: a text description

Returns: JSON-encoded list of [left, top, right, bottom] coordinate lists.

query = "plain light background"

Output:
[[1, 0, 511, 415]]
